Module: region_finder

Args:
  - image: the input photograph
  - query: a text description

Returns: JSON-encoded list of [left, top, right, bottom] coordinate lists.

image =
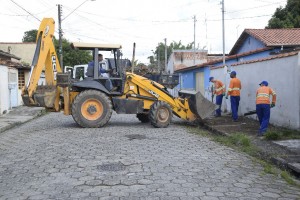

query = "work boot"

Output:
[[256, 132, 264, 137]]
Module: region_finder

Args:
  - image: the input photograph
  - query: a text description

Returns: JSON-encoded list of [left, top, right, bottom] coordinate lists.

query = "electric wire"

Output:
[[10, 0, 41, 22]]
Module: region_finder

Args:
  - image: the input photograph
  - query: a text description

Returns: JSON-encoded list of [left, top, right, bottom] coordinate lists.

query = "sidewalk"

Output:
[[202, 113, 300, 178], [0, 106, 45, 133], [1, 106, 299, 178]]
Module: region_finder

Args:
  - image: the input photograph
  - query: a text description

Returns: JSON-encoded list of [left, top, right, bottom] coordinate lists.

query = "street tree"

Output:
[[22, 30, 92, 67], [267, 0, 300, 28], [149, 40, 194, 72], [22, 29, 38, 42], [53, 38, 92, 67]]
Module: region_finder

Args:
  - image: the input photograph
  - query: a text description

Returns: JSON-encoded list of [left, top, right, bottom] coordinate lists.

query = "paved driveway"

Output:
[[0, 113, 299, 200]]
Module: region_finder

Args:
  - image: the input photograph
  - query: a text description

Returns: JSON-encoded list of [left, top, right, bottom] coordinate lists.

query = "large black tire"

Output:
[[71, 90, 112, 128], [136, 113, 150, 123], [149, 101, 172, 128]]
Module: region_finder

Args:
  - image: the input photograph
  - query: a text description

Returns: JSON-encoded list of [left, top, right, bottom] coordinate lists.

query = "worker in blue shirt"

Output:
[[86, 54, 111, 77], [86, 54, 115, 91]]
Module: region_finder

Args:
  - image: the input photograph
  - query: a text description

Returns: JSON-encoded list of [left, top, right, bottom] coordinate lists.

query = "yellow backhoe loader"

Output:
[[22, 18, 217, 128]]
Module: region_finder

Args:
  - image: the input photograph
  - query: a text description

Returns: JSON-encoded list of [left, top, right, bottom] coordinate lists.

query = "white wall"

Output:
[[0, 65, 9, 114], [210, 53, 300, 129]]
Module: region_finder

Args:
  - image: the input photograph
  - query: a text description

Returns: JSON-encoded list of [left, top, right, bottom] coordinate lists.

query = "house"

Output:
[[166, 50, 223, 96], [174, 28, 300, 129], [0, 42, 36, 65], [0, 49, 32, 114]]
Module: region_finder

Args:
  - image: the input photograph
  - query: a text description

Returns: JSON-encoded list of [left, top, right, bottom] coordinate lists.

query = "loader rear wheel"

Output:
[[136, 113, 150, 123], [149, 101, 172, 128], [72, 90, 112, 128]]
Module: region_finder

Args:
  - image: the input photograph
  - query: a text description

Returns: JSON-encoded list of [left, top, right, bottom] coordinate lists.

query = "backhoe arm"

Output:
[[22, 18, 62, 110]]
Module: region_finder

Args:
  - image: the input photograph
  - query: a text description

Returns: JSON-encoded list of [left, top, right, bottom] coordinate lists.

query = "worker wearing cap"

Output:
[[226, 71, 241, 122], [256, 81, 276, 136], [209, 77, 225, 117]]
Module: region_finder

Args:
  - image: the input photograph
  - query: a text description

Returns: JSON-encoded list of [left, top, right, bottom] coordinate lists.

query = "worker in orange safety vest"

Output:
[[256, 81, 276, 136], [226, 71, 241, 122], [209, 77, 225, 117]]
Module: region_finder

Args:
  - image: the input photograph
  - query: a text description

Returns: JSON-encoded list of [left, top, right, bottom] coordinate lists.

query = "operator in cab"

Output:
[[86, 53, 116, 91], [86, 53, 111, 77]]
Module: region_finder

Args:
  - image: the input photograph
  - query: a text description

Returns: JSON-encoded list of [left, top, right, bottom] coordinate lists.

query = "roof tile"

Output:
[[245, 28, 300, 46]]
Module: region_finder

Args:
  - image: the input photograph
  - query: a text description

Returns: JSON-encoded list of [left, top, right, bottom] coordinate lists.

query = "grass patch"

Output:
[[213, 133, 259, 157], [281, 171, 299, 186], [265, 128, 300, 141]]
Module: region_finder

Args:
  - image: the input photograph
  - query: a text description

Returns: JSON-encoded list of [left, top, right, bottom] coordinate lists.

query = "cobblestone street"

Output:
[[0, 112, 299, 200]]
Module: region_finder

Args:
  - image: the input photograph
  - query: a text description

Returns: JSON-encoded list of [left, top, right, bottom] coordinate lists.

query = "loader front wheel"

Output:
[[72, 90, 112, 128], [149, 101, 172, 128], [136, 113, 150, 123]]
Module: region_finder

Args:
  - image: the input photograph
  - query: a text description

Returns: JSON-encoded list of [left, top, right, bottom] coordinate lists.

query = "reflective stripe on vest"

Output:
[[215, 85, 225, 92], [228, 87, 240, 91], [256, 93, 269, 98]]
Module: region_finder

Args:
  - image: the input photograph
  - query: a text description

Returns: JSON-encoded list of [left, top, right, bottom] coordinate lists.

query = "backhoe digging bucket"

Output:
[[22, 86, 58, 108], [178, 90, 218, 120]]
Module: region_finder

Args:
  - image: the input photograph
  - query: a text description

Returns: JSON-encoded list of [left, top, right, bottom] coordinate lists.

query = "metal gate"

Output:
[[8, 69, 18, 108]]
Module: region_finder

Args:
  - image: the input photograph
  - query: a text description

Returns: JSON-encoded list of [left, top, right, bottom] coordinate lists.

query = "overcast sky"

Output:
[[1, 0, 286, 64]]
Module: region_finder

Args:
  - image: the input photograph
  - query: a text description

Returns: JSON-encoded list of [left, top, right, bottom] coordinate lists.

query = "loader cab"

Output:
[[70, 42, 125, 95]]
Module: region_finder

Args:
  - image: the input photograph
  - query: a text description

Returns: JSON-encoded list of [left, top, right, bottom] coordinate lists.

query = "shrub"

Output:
[[265, 131, 280, 140]]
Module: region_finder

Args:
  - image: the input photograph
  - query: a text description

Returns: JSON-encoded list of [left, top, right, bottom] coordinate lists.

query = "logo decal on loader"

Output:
[[51, 55, 57, 80], [148, 90, 159, 98], [44, 26, 49, 37]]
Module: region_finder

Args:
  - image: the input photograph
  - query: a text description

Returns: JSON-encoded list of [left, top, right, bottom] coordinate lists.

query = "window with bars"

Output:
[[18, 70, 25, 89]]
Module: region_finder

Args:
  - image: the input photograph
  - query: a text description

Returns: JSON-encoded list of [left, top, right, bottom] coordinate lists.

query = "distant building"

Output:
[[167, 50, 210, 74], [0, 42, 36, 65]]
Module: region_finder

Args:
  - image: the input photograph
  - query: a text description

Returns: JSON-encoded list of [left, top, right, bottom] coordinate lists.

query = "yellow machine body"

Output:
[[22, 18, 217, 128]]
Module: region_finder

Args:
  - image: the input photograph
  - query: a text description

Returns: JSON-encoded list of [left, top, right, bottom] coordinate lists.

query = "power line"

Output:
[[207, 14, 273, 22], [10, 0, 40, 22], [226, 1, 286, 14], [0, 6, 55, 17], [69, 7, 192, 24]]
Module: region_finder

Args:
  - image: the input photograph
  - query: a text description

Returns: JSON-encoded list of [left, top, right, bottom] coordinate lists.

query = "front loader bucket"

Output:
[[178, 90, 218, 120]]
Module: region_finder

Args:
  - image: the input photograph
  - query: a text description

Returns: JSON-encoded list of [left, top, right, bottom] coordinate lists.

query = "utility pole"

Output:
[[164, 38, 167, 73], [157, 43, 160, 73], [222, 1, 225, 66], [222, 0, 227, 112], [57, 1, 95, 70], [58, 4, 63, 69], [193, 15, 197, 65], [131, 42, 136, 73]]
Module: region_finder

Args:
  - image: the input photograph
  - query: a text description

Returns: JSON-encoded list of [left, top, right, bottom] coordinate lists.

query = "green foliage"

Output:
[[215, 133, 250, 147], [265, 131, 280, 140], [22, 29, 92, 67], [213, 133, 259, 157], [265, 129, 300, 140], [267, 0, 300, 28], [149, 40, 194, 71], [263, 162, 277, 174], [53, 38, 92, 67], [22, 29, 38, 42], [281, 171, 298, 186]]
